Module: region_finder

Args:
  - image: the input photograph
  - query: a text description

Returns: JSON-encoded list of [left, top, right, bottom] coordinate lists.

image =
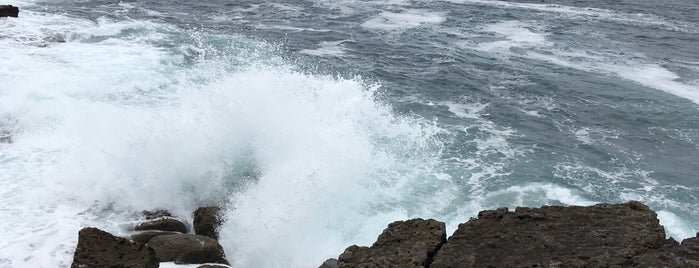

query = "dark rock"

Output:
[[71, 227, 159, 268], [430, 201, 669, 268], [194, 206, 223, 239], [131, 231, 180, 244], [338, 218, 446, 268], [135, 218, 187, 233], [0, 5, 18, 17], [142, 209, 172, 220], [147, 234, 228, 264], [319, 258, 338, 268]]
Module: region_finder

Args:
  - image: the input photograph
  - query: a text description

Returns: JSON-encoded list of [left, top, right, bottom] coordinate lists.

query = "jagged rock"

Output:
[[142, 209, 173, 220], [135, 218, 187, 233], [147, 234, 228, 264], [338, 218, 446, 268], [0, 5, 18, 17], [71, 227, 159, 268], [194, 206, 223, 239], [681, 233, 699, 254], [319, 258, 338, 268], [430, 201, 669, 268], [131, 231, 180, 244]]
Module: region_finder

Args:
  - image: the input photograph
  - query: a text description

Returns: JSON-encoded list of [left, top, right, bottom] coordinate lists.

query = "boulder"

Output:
[[319, 258, 338, 268], [131, 231, 180, 244], [0, 5, 18, 17], [135, 218, 187, 233], [194, 206, 223, 239], [338, 218, 446, 268], [147, 234, 228, 264], [71, 227, 158, 268], [430, 201, 669, 267]]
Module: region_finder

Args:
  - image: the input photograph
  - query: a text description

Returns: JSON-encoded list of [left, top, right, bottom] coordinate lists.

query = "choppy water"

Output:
[[1, 0, 698, 267]]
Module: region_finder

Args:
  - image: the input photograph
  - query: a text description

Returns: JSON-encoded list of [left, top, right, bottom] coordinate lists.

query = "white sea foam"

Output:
[[0, 9, 448, 268], [448, 0, 697, 33], [300, 40, 349, 56], [467, 19, 699, 106], [473, 20, 550, 52], [362, 10, 445, 30]]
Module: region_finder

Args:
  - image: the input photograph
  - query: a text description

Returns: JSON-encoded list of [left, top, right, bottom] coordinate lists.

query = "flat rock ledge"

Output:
[[330, 201, 699, 268]]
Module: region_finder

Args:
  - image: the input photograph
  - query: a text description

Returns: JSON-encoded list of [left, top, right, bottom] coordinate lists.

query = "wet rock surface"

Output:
[[194, 206, 223, 239], [147, 233, 228, 264], [338, 218, 446, 268], [131, 230, 180, 244], [71, 227, 158, 268], [330, 201, 699, 268], [135, 218, 188, 233], [142, 209, 173, 220]]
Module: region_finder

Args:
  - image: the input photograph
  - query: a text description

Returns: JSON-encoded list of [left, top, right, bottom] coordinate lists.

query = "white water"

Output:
[[2, 4, 698, 268], [0, 9, 449, 268]]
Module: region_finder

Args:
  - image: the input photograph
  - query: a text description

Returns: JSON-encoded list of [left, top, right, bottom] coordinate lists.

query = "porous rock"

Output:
[[147, 233, 228, 264], [0, 5, 19, 17], [135, 218, 187, 233], [142, 209, 172, 220], [319, 258, 338, 268], [430, 201, 670, 268], [338, 218, 446, 268], [71, 227, 158, 268], [194, 206, 223, 239], [131, 231, 180, 244]]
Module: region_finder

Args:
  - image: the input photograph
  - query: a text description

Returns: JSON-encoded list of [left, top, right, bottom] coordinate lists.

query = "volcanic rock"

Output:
[[71, 227, 158, 268], [338, 218, 446, 268], [194, 206, 223, 239], [131, 231, 180, 244], [147, 233, 228, 264], [319, 258, 339, 268], [135, 218, 187, 233], [430, 201, 669, 267], [0, 5, 18, 17], [142, 209, 173, 220]]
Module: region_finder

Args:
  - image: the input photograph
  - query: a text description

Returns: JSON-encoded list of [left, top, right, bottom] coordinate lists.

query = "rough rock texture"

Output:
[[71, 227, 159, 268], [338, 218, 446, 268], [147, 234, 228, 264], [0, 5, 19, 17], [319, 258, 339, 268], [135, 218, 187, 233], [194, 206, 223, 239], [131, 231, 180, 244], [142, 209, 172, 220], [430, 201, 671, 268]]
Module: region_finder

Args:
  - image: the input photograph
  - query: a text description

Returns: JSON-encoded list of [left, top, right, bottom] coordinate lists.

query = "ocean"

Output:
[[1, 0, 698, 267]]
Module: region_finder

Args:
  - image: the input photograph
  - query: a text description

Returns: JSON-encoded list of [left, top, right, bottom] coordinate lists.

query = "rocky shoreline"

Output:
[[70, 201, 698, 267], [71, 207, 229, 268], [324, 201, 699, 268]]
